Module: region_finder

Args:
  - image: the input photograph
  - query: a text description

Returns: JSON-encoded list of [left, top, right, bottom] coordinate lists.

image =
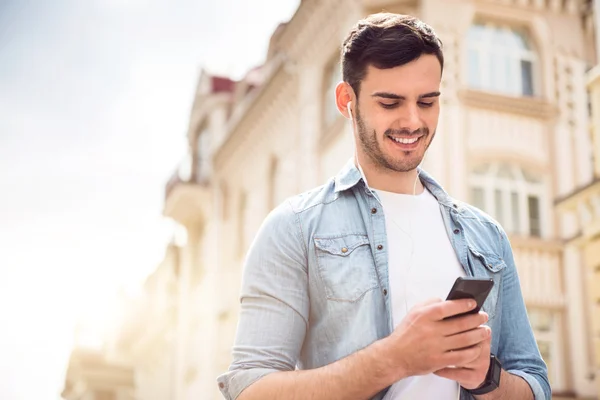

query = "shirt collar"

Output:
[[333, 157, 462, 211]]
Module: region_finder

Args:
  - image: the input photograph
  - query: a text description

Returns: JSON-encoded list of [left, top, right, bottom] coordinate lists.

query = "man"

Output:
[[217, 13, 550, 400]]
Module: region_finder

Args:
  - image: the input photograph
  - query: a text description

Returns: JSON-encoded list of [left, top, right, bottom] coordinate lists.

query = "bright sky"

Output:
[[0, 0, 299, 398]]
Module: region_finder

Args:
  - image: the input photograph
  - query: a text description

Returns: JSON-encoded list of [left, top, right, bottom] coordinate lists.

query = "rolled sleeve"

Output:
[[217, 367, 279, 400], [496, 228, 552, 400], [216, 200, 310, 399], [506, 369, 547, 400]]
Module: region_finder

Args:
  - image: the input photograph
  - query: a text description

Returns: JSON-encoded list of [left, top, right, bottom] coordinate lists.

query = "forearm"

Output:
[[238, 339, 399, 400], [475, 370, 534, 400]]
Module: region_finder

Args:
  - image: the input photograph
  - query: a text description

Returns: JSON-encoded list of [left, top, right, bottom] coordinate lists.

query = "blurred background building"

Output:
[[63, 0, 600, 399]]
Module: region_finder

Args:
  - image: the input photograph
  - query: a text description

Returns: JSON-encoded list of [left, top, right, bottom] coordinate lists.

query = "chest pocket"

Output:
[[314, 234, 379, 302], [468, 246, 506, 321]]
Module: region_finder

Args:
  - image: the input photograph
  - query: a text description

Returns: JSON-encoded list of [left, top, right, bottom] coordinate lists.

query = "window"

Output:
[[527, 308, 562, 388], [528, 195, 541, 237], [537, 340, 552, 378], [323, 59, 342, 127], [511, 192, 520, 233], [471, 187, 485, 210], [467, 23, 536, 97], [529, 309, 554, 332], [469, 163, 545, 237], [494, 189, 504, 227]]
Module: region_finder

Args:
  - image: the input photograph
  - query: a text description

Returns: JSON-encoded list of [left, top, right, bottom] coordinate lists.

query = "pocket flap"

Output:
[[469, 247, 507, 273], [314, 234, 370, 256]]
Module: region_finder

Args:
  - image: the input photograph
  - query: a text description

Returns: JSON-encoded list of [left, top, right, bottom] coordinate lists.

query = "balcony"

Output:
[[510, 236, 565, 308], [163, 168, 211, 226]]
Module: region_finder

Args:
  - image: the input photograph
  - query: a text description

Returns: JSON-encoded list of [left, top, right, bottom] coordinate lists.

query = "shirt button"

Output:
[[383, 289, 388, 296], [377, 244, 383, 250], [218, 382, 225, 389], [371, 207, 378, 214], [453, 229, 460, 234], [341, 247, 348, 253]]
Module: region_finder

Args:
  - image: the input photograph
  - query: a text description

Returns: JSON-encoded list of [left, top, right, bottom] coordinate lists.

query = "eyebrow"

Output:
[[371, 91, 441, 100]]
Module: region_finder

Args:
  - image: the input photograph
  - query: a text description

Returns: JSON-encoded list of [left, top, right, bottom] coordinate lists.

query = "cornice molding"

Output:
[[458, 89, 557, 120]]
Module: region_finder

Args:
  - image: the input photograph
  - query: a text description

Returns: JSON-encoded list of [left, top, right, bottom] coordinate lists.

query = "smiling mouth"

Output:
[[387, 134, 425, 146], [390, 136, 421, 144]]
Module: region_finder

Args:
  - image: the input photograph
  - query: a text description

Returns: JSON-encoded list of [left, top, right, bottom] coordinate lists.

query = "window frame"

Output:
[[469, 163, 546, 237], [526, 308, 564, 390], [466, 22, 537, 97]]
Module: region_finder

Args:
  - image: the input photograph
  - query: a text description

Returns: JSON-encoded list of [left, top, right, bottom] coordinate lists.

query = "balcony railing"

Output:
[[510, 236, 564, 307]]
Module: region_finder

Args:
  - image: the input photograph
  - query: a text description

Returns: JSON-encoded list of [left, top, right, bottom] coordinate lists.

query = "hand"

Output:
[[434, 326, 492, 390], [384, 298, 490, 380]]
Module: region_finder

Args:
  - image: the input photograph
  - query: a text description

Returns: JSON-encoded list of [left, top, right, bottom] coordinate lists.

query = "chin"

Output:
[[385, 153, 424, 172]]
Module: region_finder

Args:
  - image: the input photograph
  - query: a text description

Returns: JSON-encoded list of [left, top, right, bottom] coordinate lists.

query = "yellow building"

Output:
[[91, 1, 600, 399], [556, 1, 600, 394]]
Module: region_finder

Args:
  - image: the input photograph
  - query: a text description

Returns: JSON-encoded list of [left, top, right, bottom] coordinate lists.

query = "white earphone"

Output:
[[347, 101, 353, 120]]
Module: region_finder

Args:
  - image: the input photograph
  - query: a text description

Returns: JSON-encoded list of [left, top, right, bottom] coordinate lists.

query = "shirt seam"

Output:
[[287, 199, 309, 270]]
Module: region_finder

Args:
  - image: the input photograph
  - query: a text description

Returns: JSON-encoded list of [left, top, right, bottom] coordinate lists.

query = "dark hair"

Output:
[[341, 13, 444, 96]]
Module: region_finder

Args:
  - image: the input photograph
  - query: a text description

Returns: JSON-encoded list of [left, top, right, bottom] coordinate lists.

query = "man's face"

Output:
[[354, 54, 442, 173]]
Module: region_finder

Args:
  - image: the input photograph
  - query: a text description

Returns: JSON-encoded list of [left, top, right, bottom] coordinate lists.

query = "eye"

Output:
[[418, 102, 434, 108], [380, 102, 398, 109]]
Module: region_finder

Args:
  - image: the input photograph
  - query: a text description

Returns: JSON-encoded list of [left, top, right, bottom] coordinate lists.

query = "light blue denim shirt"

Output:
[[217, 159, 551, 400]]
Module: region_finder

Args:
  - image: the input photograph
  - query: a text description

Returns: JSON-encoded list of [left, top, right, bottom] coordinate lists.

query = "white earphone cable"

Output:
[[348, 101, 459, 399], [348, 101, 424, 315]]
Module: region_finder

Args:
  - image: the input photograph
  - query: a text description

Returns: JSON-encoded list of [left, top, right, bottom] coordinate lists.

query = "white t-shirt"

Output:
[[375, 187, 465, 400]]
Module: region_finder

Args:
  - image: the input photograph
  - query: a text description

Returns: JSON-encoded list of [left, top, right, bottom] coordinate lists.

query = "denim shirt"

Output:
[[217, 159, 551, 400]]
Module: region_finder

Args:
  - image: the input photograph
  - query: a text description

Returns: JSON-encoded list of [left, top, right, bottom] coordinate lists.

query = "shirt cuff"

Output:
[[217, 367, 279, 400], [506, 369, 549, 400]]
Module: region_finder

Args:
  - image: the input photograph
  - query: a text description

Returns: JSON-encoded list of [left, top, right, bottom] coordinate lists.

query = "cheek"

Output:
[[424, 106, 440, 127]]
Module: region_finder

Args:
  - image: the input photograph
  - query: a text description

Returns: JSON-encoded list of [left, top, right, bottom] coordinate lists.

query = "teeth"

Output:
[[392, 137, 419, 144]]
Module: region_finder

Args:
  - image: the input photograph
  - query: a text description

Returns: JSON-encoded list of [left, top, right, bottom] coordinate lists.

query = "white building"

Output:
[[109, 1, 600, 399]]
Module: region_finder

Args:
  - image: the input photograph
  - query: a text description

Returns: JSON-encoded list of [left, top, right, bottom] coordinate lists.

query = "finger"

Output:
[[441, 312, 489, 335], [443, 326, 490, 352], [460, 336, 492, 369], [443, 343, 483, 366], [429, 299, 476, 321]]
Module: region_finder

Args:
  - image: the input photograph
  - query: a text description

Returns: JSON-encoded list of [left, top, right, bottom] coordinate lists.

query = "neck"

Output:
[[355, 154, 424, 195]]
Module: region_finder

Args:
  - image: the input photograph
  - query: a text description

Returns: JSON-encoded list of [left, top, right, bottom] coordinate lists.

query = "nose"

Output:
[[399, 104, 422, 133]]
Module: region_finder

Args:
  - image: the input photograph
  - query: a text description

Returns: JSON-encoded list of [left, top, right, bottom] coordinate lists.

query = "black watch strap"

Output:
[[467, 354, 502, 396]]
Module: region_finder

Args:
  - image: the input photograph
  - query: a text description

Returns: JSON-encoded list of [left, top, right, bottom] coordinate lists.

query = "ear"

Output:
[[336, 82, 355, 120]]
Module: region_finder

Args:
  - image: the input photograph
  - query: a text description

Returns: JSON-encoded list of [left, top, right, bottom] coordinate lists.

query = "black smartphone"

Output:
[[444, 277, 494, 320]]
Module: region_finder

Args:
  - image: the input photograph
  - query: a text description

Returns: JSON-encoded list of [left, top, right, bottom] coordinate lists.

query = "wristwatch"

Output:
[[466, 354, 502, 395]]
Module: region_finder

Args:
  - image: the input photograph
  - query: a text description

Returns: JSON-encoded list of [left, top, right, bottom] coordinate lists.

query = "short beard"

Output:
[[355, 104, 434, 173]]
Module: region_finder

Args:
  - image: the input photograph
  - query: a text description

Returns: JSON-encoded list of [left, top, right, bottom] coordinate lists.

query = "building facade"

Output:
[[117, 0, 599, 399], [61, 347, 134, 400], [556, 1, 600, 398]]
